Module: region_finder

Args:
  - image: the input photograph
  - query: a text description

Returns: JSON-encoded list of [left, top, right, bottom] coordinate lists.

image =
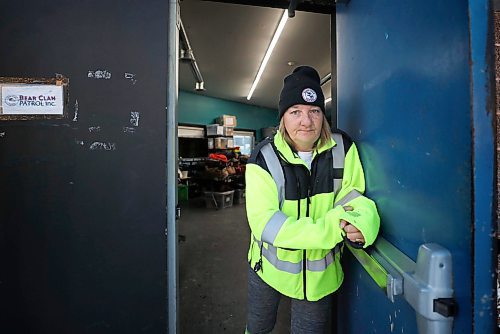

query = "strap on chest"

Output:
[[260, 134, 346, 209]]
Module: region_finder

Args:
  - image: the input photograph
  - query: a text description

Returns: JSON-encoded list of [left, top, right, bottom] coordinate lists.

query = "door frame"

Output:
[[167, 1, 179, 333]]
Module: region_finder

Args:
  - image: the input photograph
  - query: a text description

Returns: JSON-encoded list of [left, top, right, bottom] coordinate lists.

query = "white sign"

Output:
[[1, 85, 64, 115]]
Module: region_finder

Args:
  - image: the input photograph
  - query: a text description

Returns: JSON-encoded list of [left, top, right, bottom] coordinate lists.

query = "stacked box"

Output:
[[214, 137, 228, 149], [227, 138, 234, 148], [206, 124, 224, 136], [207, 138, 214, 149], [223, 126, 234, 136], [204, 190, 234, 209], [216, 115, 237, 127]]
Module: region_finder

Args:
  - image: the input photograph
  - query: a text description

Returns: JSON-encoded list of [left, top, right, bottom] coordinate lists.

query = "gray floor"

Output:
[[178, 197, 291, 333]]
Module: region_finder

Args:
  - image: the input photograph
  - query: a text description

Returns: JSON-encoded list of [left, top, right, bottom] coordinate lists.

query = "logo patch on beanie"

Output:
[[302, 88, 317, 103]]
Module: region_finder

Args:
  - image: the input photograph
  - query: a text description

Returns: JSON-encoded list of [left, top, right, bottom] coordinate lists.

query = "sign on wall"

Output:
[[0, 76, 69, 120]]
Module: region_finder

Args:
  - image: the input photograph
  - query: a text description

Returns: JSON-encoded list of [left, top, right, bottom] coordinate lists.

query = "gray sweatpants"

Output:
[[246, 266, 333, 334]]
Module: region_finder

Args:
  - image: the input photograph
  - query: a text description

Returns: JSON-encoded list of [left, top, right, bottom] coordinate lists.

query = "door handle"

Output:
[[347, 237, 456, 334]]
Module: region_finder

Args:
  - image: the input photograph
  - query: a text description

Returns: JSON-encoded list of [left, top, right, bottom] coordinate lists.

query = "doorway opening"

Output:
[[175, 1, 333, 332]]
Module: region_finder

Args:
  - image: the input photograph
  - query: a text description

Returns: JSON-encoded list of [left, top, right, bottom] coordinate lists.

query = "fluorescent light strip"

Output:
[[247, 10, 288, 101], [325, 97, 332, 104]]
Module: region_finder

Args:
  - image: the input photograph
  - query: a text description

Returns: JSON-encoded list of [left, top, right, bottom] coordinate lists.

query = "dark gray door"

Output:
[[0, 1, 168, 332]]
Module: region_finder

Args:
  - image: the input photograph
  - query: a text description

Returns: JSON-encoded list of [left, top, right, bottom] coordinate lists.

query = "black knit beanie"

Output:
[[278, 66, 325, 119]]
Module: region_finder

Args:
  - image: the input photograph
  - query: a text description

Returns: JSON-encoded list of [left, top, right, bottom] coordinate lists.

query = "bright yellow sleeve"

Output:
[[336, 144, 380, 247]]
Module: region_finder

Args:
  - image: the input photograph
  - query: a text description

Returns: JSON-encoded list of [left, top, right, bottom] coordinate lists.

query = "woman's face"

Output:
[[282, 104, 323, 151]]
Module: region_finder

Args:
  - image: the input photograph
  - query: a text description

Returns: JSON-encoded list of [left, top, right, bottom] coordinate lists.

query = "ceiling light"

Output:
[[325, 97, 332, 104], [247, 10, 288, 101]]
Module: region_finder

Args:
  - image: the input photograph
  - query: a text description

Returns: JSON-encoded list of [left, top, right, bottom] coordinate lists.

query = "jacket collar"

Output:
[[273, 131, 336, 164]]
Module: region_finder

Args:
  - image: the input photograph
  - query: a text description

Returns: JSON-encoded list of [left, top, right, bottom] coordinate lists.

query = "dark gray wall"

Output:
[[0, 1, 168, 333]]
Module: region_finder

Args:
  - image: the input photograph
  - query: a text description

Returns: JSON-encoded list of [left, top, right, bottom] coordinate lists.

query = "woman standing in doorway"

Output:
[[245, 66, 380, 333]]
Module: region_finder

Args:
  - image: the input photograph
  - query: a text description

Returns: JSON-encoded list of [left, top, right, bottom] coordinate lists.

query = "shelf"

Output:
[[208, 148, 237, 150]]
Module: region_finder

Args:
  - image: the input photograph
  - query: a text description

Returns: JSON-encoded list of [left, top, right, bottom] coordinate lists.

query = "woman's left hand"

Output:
[[339, 218, 365, 244]]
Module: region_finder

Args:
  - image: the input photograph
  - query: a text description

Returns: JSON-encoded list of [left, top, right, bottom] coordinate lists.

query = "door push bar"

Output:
[[347, 237, 457, 334]]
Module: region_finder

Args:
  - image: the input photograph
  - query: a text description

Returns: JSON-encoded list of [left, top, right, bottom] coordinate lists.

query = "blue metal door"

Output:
[[335, 0, 496, 333]]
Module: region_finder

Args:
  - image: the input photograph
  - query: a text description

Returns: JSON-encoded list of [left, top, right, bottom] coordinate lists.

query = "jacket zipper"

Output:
[[297, 155, 315, 301], [304, 165, 313, 300]]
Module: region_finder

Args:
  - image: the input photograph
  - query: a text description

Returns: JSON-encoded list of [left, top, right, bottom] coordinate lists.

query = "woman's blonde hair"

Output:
[[278, 113, 332, 150]]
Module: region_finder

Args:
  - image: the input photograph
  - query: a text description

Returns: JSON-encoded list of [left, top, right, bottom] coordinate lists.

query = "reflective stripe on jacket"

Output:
[[245, 130, 380, 301]]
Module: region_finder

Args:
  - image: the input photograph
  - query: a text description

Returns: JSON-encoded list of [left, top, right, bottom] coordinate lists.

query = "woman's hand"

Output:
[[339, 206, 365, 244]]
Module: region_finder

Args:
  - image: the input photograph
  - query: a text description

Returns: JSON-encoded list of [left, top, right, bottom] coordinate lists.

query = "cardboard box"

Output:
[[223, 126, 234, 136], [214, 137, 227, 149], [216, 115, 237, 127], [227, 138, 234, 148], [206, 124, 224, 136]]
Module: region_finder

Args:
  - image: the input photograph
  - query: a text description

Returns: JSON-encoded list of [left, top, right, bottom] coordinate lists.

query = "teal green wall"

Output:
[[179, 91, 278, 140]]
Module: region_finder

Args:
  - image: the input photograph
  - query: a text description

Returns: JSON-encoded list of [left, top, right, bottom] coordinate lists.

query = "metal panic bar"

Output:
[[347, 237, 457, 334]]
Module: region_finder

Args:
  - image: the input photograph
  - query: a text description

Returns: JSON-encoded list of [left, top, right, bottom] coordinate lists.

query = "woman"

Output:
[[245, 66, 380, 333]]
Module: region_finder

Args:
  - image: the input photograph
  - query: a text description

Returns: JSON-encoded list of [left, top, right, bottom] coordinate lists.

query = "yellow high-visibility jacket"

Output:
[[245, 130, 380, 301]]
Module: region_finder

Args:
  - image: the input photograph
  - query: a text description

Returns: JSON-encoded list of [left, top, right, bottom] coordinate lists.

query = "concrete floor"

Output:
[[178, 197, 291, 333]]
